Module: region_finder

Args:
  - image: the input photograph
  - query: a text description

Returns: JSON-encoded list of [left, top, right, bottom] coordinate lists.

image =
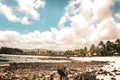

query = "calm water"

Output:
[[0, 54, 70, 63]]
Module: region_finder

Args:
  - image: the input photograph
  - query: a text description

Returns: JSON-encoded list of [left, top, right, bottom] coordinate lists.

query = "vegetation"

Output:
[[0, 39, 120, 56], [0, 47, 23, 54]]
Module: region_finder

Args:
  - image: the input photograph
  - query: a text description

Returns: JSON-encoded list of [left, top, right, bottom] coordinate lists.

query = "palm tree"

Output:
[[98, 41, 104, 48], [89, 44, 95, 56], [105, 41, 112, 56], [98, 41, 106, 56], [115, 39, 120, 44], [115, 39, 120, 55]]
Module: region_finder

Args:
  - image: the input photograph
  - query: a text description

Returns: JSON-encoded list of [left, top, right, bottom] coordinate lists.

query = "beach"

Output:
[[0, 55, 120, 80], [0, 61, 107, 80]]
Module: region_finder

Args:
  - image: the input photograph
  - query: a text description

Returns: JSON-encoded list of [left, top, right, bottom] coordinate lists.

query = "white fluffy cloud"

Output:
[[0, 0, 45, 25], [0, 3, 19, 22], [90, 17, 120, 42], [115, 13, 120, 22], [57, 0, 120, 49], [17, 0, 45, 20], [58, 0, 114, 27], [20, 17, 30, 25], [0, 0, 120, 50]]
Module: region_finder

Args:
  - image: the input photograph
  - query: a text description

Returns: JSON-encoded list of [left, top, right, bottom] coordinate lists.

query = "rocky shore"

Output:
[[0, 61, 109, 80]]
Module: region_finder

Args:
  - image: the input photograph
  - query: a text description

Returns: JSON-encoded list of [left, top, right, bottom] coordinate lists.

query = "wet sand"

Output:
[[1, 55, 120, 80], [0, 61, 108, 80]]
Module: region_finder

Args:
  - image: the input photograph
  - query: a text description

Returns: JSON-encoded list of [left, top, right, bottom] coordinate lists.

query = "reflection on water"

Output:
[[0, 54, 70, 63]]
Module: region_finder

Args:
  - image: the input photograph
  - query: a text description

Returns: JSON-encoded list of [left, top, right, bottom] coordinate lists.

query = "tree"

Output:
[[64, 50, 74, 56], [0, 47, 23, 54], [98, 41, 106, 56], [105, 41, 115, 56], [89, 44, 95, 56], [84, 47, 87, 53], [79, 49, 86, 57], [98, 41, 104, 46], [115, 39, 120, 44], [116, 44, 120, 54]]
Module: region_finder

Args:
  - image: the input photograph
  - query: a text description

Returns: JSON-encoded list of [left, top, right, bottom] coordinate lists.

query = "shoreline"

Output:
[[0, 54, 120, 80], [0, 61, 108, 80], [1, 53, 120, 57]]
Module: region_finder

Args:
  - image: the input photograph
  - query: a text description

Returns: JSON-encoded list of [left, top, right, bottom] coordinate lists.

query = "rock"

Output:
[[115, 71, 120, 75], [57, 66, 69, 80], [50, 74, 54, 80], [102, 70, 108, 75], [111, 77, 116, 80], [112, 69, 118, 72], [73, 75, 83, 80]]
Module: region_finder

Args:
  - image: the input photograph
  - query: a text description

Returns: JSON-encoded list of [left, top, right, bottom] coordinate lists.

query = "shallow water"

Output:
[[71, 57, 120, 80], [0, 54, 70, 63], [0, 54, 120, 80]]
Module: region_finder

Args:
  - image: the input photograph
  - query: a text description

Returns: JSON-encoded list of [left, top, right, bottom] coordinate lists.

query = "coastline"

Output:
[[0, 61, 108, 80], [0, 54, 120, 80]]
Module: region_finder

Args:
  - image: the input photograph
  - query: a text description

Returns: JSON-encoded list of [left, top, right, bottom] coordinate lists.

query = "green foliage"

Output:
[[0, 47, 23, 54], [0, 39, 120, 57], [89, 44, 95, 55], [64, 50, 74, 56]]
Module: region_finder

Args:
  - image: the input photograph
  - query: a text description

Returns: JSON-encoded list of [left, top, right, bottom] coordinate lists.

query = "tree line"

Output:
[[0, 39, 120, 56], [0, 47, 23, 54], [64, 39, 120, 56]]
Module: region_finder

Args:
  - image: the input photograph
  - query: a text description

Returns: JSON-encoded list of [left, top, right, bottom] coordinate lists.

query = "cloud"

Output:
[[57, 0, 120, 49], [0, 0, 120, 50], [0, 0, 45, 25], [0, 28, 85, 50], [92, 0, 114, 22], [20, 17, 30, 25], [17, 0, 45, 20], [58, 0, 81, 28], [90, 17, 120, 42], [115, 13, 120, 22], [0, 3, 19, 22], [59, 0, 114, 27], [0, 30, 21, 48]]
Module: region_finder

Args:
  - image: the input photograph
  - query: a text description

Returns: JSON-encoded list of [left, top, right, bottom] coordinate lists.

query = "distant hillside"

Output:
[[0, 47, 23, 54]]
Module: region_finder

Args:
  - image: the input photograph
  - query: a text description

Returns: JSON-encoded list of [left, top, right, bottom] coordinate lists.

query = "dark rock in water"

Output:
[[73, 72, 96, 80], [111, 77, 116, 80], [0, 61, 108, 80], [73, 74, 81, 80], [112, 69, 118, 73], [115, 71, 120, 75], [85, 77, 89, 80], [57, 66, 68, 77], [32, 74, 37, 80], [0, 59, 9, 62], [102, 70, 108, 75], [99, 69, 103, 72], [50, 74, 54, 80], [109, 73, 115, 76], [57, 69, 67, 77], [57, 66, 69, 80]]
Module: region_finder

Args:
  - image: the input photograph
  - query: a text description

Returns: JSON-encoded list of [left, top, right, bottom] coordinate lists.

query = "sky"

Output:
[[0, 0, 120, 50]]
